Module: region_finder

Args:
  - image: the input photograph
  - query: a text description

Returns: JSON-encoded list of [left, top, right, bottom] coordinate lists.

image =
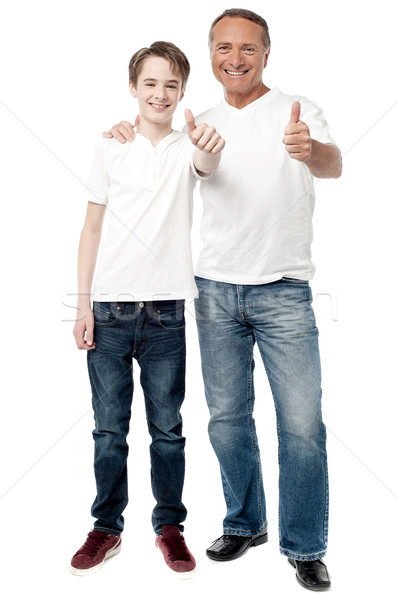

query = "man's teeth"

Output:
[[225, 70, 247, 76]]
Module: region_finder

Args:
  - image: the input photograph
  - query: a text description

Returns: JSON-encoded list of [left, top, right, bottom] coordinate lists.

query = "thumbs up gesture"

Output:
[[185, 109, 225, 154], [282, 101, 312, 162]]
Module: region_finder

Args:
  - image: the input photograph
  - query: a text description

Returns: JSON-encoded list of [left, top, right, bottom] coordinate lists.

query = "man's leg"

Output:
[[194, 277, 267, 539], [250, 279, 328, 561]]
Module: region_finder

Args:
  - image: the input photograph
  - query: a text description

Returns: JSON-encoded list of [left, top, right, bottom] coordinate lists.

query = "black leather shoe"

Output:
[[288, 558, 331, 591], [206, 532, 268, 561]]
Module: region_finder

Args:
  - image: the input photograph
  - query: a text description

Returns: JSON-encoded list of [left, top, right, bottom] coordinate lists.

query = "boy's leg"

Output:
[[137, 300, 187, 533], [87, 301, 136, 535]]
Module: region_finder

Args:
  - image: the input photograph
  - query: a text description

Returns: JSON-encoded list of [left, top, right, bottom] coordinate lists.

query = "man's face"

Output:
[[210, 17, 269, 100], [129, 56, 184, 125]]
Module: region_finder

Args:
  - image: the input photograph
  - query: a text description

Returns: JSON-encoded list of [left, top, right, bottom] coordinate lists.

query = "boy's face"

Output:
[[129, 57, 184, 126]]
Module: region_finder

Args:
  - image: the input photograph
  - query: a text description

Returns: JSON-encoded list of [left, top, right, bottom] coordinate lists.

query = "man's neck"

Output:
[[224, 83, 270, 110], [137, 119, 173, 147]]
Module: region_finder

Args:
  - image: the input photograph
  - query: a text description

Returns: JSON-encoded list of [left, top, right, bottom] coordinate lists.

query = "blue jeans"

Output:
[[87, 300, 187, 535], [194, 276, 328, 561]]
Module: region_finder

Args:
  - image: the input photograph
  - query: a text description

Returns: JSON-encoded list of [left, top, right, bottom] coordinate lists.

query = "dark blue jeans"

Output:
[[87, 300, 187, 535]]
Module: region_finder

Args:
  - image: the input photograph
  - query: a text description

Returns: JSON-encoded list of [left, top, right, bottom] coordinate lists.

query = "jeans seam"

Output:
[[246, 334, 264, 529]]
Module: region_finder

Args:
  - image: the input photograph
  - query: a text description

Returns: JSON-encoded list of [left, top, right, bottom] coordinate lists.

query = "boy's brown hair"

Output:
[[129, 41, 190, 89]]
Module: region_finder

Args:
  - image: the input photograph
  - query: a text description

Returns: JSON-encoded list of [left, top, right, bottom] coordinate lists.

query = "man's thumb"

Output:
[[184, 109, 196, 133], [289, 101, 301, 124]]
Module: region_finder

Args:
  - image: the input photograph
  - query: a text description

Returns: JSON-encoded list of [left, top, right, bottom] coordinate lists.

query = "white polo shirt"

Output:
[[85, 131, 201, 302], [194, 87, 336, 284]]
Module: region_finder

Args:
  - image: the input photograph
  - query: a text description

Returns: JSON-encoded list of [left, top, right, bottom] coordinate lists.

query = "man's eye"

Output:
[[218, 46, 229, 52], [244, 47, 255, 53]]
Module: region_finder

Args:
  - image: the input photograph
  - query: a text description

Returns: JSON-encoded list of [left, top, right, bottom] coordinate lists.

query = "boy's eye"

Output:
[[167, 85, 177, 89]]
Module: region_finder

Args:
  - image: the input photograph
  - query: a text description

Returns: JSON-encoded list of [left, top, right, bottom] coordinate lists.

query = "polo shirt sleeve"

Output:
[[298, 97, 336, 146], [84, 139, 109, 205]]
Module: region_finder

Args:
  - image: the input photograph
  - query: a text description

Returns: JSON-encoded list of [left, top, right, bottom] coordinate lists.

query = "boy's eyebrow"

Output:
[[143, 77, 180, 84]]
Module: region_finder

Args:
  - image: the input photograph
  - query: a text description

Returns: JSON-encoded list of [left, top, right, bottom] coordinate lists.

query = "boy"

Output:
[[71, 41, 224, 578]]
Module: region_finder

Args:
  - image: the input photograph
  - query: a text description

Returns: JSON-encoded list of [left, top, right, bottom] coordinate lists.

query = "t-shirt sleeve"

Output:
[[298, 97, 336, 146], [84, 139, 109, 205]]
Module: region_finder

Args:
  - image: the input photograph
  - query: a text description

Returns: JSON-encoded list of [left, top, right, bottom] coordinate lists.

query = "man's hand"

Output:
[[283, 101, 312, 162], [103, 115, 139, 144], [73, 306, 96, 350], [185, 109, 225, 154]]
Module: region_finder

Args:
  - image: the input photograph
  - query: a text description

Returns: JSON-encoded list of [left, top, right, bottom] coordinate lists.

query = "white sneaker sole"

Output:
[[70, 541, 122, 577]]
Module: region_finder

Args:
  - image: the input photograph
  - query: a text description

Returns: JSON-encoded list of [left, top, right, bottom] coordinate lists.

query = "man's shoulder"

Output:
[[194, 102, 223, 123]]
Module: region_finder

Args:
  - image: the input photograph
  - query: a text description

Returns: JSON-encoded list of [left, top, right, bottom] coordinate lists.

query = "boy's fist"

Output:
[[185, 109, 225, 154]]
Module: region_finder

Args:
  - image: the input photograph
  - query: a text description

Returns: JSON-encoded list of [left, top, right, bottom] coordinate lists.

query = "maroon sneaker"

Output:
[[156, 526, 196, 579], [70, 530, 121, 576]]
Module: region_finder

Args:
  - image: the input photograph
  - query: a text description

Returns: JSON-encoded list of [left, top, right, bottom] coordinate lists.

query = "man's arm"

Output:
[[283, 101, 342, 179], [73, 202, 106, 350], [185, 109, 225, 176]]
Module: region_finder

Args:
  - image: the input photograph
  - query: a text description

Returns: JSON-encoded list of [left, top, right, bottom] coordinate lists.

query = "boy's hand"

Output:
[[185, 109, 225, 154], [73, 307, 96, 350], [282, 101, 312, 162], [103, 115, 139, 144]]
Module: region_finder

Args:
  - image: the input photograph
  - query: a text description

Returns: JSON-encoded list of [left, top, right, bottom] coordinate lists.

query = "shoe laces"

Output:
[[163, 534, 192, 562], [75, 531, 110, 558]]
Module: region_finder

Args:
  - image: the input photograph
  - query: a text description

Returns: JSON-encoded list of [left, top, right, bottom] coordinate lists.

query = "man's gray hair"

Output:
[[208, 8, 271, 51]]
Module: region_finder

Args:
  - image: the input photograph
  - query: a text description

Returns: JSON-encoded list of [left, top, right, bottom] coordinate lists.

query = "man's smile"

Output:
[[224, 69, 249, 76]]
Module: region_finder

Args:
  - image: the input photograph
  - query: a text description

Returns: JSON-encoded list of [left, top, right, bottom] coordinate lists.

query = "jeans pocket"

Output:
[[153, 300, 185, 330], [93, 302, 118, 327]]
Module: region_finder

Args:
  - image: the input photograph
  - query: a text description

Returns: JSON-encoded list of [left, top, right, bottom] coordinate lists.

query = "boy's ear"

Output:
[[179, 87, 185, 102], [129, 81, 137, 98]]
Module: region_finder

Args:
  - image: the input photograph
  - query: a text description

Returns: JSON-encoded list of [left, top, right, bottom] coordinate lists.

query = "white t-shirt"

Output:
[[194, 87, 336, 284], [85, 130, 201, 302]]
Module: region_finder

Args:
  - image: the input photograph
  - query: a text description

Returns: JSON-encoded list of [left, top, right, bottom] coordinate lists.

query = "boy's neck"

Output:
[[136, 117, 173, 147]]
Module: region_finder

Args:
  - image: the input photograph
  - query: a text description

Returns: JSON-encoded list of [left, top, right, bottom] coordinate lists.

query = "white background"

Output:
[[1, 0, 398, 598]]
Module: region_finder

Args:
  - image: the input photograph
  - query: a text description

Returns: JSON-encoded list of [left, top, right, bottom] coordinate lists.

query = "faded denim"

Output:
[[194, 276, 328, 560]]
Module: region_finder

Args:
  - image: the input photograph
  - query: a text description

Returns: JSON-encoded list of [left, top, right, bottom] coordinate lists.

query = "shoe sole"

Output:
[[70, 540, 122, 576], [206, 532, 268, 562], [288, 558, 331, 592]]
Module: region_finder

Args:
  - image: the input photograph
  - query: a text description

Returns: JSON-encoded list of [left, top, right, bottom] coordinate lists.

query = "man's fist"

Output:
[[185, 109, 225, 154], [283, 101, 312, 162]]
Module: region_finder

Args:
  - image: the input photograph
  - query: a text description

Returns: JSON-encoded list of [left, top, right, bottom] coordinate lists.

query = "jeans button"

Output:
[[139, 302, 144, 308]]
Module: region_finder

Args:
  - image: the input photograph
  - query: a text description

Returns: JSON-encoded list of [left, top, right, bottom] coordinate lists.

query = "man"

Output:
[[105, 9, 342, 591]]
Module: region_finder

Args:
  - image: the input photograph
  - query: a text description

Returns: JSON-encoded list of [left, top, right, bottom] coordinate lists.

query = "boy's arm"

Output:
[[73, 201, 106, 350], [185, 109, 225, 176]]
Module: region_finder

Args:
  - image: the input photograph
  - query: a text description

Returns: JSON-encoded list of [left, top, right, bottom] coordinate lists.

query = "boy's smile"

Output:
[[130, 57, 184, 137]]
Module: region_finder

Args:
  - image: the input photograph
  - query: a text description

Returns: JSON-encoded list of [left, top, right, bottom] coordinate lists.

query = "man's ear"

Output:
[[129, 81, 137, 98], [264, 48, 271, 68]]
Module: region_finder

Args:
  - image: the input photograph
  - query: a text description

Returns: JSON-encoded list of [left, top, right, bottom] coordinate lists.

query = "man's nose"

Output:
[[229, 49, 245, 68]]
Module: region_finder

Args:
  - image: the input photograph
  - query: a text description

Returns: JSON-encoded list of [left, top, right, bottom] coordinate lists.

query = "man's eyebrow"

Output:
[[215, 41, 260, 47]]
